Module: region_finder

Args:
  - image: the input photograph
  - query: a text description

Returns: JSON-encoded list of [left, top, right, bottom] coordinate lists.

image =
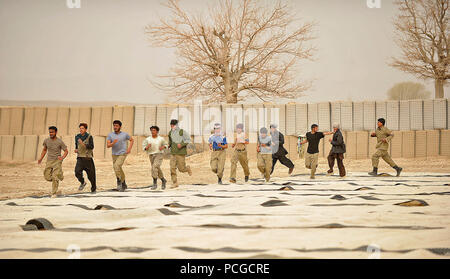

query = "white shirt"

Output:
[[142, 135, 168, 155]]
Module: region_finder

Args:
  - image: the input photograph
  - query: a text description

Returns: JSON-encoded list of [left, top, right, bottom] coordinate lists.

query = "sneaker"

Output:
[[288, 167, 294, 175], [151, 178, 158, 190], [244, 176, 249, 182], [78, 181, 87, 191], [326, 171, 333, 176], [229, 178, 237, 183], [394, 166, 403, 177], [218, 177, 223, 185]]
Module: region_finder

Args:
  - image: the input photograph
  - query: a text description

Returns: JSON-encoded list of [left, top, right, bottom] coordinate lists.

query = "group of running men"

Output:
[[37, 117, 402, 197]]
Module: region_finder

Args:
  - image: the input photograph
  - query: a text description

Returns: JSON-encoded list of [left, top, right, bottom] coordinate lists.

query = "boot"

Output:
[[393, 166, 402, 177], [122, 180, 128, 189], [218, 177, 223, 185], [230, 178, 237, 183], [244, 176, 249, 182], [151, 178, 158, 190], [116, 178, 121, 191], [288, 167, 294, 175], [78, 181, 86, 191], [368, 167, 378, 176], [161, 178, 167, 190]]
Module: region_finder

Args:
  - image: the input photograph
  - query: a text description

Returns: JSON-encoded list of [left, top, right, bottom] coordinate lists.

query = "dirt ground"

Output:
[[0, 153, 449, 200]]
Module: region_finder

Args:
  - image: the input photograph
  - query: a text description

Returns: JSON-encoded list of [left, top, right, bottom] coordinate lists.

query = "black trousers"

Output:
[[75, 157, 96, 191], [271, 155, 294, 174]]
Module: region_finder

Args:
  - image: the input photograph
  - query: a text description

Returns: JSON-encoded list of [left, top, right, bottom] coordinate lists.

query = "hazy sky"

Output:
[[0, 0, 448, 104]]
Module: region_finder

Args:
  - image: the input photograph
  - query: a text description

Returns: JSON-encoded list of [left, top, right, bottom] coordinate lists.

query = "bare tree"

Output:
[[145, 0, 315, 104], [390, 0, 449, 99], [387, 81, 432, 100]]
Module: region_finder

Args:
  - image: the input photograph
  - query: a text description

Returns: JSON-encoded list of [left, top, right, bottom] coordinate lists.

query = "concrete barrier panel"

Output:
[[390, 131, 402, 158], [345, 132, 357, 159], [318, 102, 330, 132], [79, 107, 92, 127], [307, 103, 318, 129], [356, 131, 369, 159], [22, 107, 34, 135], [243, 104, 257, 134], [330, 102, 341, 128], [415, 130, 427, 157], [223, 104, 243, 137], [285, 103, 296, 135], [409, 100, 423, 130], [423, 99, 434, 130], [287, 135, 298, 160], [275, 104, 286, 135], [375, 101, 387, 120], [178, 104, 194, 136], [68, 107, 80, 136], [340, 102, 353, 131], [209, 104, 222, 129], [129, 136, 138, 155], [401, 131, 415, 158], [263, 103, 274, 129], [46, 108, 59, 133], [399, 100, 410, 131], [13, 135, 25, 161], [24, 135, 38, 161], [1, 135, 14, 161], [99, 106, 113, 136], [93, 136, 106, 159], [0, 107, 11, 135], [440, 130, 450, 156], [33, 107, 47, 135], [90, 107, 102, 136], [9, 107, 24, 135], [295, 103, 308, 135], [36, 135, 47, 160], [363, 101, 376, 131], [56, 107, 70, 136], [323, 134, 332, 157], [157, 105, 168, 136], [353, 102, 364, 131], [61, 136, 73, 155], [433, 99, 447, 129], [448, 99, 450, 129], [386, 100, 399, 130], [426, 130, 439, 157], [134, 106, 145, 136], [144, 105, 157, 136], [166, 104, 178, 125], [104, 138, 112, 160], [368, 134, 377, 156], [121, 106, 135, 136], [247, 132, 258, 160]]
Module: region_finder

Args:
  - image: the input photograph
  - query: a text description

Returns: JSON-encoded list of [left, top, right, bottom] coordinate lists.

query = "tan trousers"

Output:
[[257, 153, 272, 181], [112, 154, 127, 182], [149, 153, 164, 179], [210, 150, 226, 179], [305, 152, 319, 177], [372, 149, 396, 168], [230, 149, 250, 179], [170, 154, 191, 184], [44, 159, 64, 195]]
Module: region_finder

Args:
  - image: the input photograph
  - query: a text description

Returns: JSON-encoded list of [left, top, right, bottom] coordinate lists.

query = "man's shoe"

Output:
[[368, 167, 378, 176], [161, 178, 167, 190], [122, 180, 128, 189], [394, 166, 402, 177], [78, 181, 86, 191], [50, 194, 57, 198], [218, 177, 223, 185], [230, 178, 237, 183], [116, 178, 121, 191], [244, 176, 249, 182], [170, 182, 179, 189], [288, 167, 294, 175], [310, 175, 315, 179], [151, 178, 158, 190], [326, 171, 333, 176], [91, 190, 96, 194]]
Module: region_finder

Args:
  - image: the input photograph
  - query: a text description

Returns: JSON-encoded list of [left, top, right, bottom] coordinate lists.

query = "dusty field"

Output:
[[0, 153, 449, 200]]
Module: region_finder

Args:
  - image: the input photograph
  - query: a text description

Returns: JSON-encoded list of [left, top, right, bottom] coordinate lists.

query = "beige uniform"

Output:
[[305, 152, 319, 177], [230, 133, 250, 180], [43, 137, 67, 195], [371, 126, 397, 168], [143, 135, 168, 179]]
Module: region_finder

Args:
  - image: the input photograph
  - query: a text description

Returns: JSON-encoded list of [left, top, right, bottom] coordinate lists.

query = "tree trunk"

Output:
[[434, 78, 444, 99]]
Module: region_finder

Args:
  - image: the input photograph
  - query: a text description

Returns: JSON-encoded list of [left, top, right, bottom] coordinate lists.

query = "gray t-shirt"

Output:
[[258, 135, 272, 154], [107, 131, 130, 155], [43, 137, 67, 161]]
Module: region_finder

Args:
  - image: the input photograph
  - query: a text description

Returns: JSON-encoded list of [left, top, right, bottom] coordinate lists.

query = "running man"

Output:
[[230, 123, 250, 183], [257, 127, 272, 182], [106, 120, 134, 191], [368, 118, 402, 176], [37, 126, 68, 198], [75, 123, 97, 193], [208, 123, 227, 185], [143, 125, 168, 190], [168, 119, 192, 188], [300, 124, 334, 179], [270, 123, 294, 175], [326, 123, 346, 177]]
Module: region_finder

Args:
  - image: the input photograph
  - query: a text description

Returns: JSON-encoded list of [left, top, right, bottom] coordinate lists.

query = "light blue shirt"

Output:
[[107, 131, 130, 155], [208, 134, 227, 150]]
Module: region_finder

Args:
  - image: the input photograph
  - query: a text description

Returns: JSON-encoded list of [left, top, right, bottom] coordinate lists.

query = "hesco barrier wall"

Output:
[[0, 99, 449, 161]]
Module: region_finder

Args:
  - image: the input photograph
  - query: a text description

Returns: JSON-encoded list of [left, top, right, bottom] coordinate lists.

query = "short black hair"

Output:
[[311, 124, 318, 129], [150, 125, 159, 132], [260, 127, 268, 134], [377, 118, 385, 125], [113, 120, 122, 127], [48, 126, 57, 132], [170, 119, 178, 125], [79, 123, 88, 129]]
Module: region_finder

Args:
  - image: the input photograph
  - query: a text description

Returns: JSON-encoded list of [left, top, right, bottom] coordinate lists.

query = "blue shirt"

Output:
[[107, 131, 131, 155], [208, 135, 227, 150]]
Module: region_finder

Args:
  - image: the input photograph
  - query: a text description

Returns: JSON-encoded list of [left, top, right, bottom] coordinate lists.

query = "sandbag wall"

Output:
[[0, 99, 449, 162]]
